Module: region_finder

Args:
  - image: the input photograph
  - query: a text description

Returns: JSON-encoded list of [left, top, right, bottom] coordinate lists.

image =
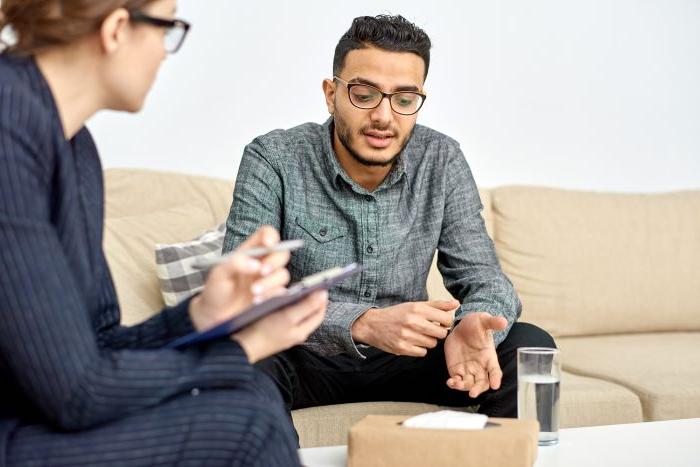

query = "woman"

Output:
[[0, 1, 327, 465]]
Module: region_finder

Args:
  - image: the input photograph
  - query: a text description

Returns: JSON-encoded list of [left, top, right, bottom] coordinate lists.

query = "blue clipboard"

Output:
[[164, 263, 362, 350]]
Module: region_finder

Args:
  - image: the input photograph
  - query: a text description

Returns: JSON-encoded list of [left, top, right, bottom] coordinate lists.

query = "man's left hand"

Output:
[[444, 312, 508, 398]]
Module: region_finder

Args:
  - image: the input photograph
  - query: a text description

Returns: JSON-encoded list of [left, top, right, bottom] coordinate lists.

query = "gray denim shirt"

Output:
[[223, 118, 521, 358]]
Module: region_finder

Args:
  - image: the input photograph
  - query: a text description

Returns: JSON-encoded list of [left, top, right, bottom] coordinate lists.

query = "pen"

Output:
[[192, 239, 304, 271]]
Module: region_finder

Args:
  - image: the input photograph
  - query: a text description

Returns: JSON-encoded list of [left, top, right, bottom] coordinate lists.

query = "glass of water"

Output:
[[517, 347, 560, 446]]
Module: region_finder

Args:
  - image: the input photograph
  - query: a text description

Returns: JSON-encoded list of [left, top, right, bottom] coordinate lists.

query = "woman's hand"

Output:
[[233, 290, 328, 363], [188, 225, 329, 363], [188, 226, 291, 332]]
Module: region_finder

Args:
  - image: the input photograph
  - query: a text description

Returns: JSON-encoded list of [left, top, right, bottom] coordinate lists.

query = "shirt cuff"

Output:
[[306, 301, 372, 359]]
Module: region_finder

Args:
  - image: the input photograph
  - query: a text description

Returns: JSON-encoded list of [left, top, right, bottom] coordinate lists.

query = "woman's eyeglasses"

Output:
[[129, 11, 191, 54]]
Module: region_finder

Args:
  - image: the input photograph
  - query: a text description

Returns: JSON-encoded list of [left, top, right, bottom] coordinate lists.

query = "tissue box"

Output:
[[348, 415, 539, 467]]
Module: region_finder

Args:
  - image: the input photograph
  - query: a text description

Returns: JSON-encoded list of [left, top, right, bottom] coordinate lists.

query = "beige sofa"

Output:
[[103, 169, 700, 448]]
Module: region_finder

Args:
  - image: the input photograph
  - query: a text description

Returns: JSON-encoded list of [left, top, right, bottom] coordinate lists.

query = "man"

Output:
[[223, 14, 555, 418]]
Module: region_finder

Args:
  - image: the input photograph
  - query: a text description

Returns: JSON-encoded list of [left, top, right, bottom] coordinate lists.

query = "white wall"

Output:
[[89, 0, 700, 192]]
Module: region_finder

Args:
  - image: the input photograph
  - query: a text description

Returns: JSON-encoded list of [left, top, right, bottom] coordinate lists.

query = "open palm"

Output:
[[444, 312, 508, 398]]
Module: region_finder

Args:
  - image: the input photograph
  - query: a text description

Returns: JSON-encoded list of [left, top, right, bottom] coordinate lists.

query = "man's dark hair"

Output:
[[333, 15, 432, 80]]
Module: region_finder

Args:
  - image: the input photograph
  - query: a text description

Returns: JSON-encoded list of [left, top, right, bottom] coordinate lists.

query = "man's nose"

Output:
[[369, 96, 393, 125]]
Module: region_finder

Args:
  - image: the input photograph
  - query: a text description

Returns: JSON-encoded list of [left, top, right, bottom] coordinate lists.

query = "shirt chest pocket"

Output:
[[291, 216, 349, 277], [295, 216, 346, 243]]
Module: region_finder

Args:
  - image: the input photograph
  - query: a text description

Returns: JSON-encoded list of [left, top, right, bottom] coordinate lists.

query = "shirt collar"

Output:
[[320, 118, 354, 189], [321, 117, 413, 193]]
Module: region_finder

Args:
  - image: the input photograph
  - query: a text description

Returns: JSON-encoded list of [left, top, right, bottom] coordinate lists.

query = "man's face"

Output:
[[325, 47, 426, 167]]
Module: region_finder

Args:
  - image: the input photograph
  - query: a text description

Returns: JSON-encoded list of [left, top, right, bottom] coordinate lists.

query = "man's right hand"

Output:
[[351, 299, 460, 356]]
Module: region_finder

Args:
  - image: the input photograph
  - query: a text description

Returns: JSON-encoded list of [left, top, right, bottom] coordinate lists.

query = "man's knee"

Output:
[[501, 322, 556, 351]]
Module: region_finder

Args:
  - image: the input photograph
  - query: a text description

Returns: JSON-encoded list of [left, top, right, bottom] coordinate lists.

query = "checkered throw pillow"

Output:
[[155, 224, 225, 306]]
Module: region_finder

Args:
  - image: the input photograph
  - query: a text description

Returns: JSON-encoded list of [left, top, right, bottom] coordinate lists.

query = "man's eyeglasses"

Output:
[[129, 11, 191, 54], [333, 76, 427, 116]]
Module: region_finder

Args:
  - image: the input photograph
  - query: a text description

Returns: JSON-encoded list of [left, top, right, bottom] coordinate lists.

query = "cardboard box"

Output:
[[348, 415, 539, 467]]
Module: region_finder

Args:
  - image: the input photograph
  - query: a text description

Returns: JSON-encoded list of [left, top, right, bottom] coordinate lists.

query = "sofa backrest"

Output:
[[490, 186, 700, 337], [104, 169, 700, 338], [104, 169, 233, 325]]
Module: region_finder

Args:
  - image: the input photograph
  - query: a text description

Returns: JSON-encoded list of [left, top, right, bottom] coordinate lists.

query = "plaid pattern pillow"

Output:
[[155, 224, 225, 306]]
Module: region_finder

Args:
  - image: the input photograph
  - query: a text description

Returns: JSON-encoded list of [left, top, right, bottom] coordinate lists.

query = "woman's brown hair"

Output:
[[0, 0, 157, 55]]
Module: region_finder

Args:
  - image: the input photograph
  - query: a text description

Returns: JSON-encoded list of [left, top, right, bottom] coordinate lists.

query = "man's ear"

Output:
[[322, 78, 336, 115], [100, 8, 130, 54]]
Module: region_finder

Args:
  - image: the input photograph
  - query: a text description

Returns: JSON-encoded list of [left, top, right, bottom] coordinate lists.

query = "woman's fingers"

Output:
[[238, 225, 279, 250], [274, 291, 328, 330], [230, 289, 329, 363], [251, 286, 288, 304], [211, 253, 261, 281], [259, 250, 290, 276], [280, 291, 329, 325], [231, 227, 290, 277], [294, 306, 326, 341], [251, 268, 291, 296]]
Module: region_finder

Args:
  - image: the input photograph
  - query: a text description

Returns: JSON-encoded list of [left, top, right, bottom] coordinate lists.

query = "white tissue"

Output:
[[402, 410, 488, 430]]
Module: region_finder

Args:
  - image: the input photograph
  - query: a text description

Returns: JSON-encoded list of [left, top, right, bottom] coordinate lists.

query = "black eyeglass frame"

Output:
[[129, 11, 191, 54], [333, 76, 427, 116]]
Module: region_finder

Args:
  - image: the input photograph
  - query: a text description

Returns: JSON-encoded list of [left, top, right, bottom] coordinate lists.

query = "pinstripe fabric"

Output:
[[7, 373, 300, 467], [0, 53, 300, 466]]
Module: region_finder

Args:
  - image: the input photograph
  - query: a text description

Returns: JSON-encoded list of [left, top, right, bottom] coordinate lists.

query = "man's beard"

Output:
[[334, 113, 413, 168]]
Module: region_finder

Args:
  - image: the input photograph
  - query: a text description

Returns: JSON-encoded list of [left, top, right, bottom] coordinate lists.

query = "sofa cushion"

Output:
[[558, 371, 642, 428], [104, 169, 233, 325], [292, 402, 441, 448], [490, 187, 700, 337], [291, 370, 643, 448], [557, 332, 700, 421]]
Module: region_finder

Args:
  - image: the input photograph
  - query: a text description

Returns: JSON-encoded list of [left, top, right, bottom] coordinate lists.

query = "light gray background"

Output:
[[88, 0, 700, 192]]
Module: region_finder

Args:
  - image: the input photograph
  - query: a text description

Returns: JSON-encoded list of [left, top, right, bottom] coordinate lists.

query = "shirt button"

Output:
[[366, 245, 374, 254], [191, 388, 200, 397], [319, 228, 327, 237], [364, 290, 371, 298]]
